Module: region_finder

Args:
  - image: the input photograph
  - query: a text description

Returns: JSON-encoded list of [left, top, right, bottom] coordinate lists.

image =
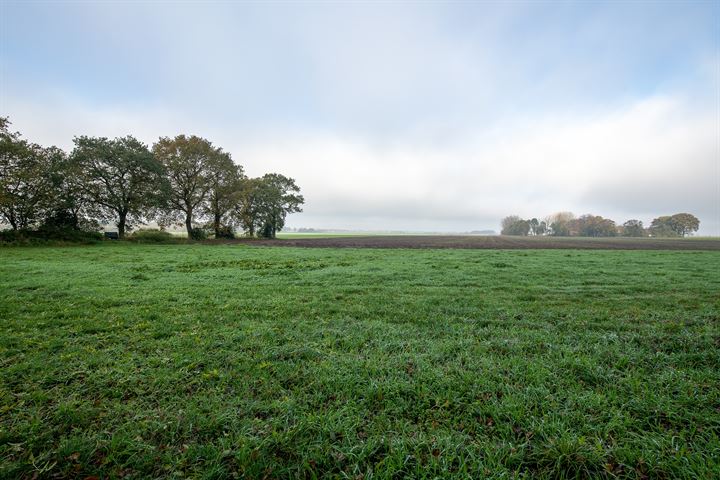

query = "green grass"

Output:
[[1, 244, 719, 479]]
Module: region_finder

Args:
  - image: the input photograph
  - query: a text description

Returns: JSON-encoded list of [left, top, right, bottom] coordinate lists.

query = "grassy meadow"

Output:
[[1, 244, 719, 478]]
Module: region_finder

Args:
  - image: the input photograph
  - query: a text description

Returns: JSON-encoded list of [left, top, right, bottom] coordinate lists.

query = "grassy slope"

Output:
[[0, 244, 718, 479]]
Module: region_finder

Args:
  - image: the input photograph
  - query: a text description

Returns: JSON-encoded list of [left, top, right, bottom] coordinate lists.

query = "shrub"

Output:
[[128, 229, 175, 243], [0, 228, 103, 246], [214, 225, 236, 239], [189, 227, 208, 241], [41, 228, 103, 243], [0, 230, 28, 244], [40, 210, 100, 232]]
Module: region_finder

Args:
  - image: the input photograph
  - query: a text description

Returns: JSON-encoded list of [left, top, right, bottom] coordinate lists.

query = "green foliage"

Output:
[[1, 244, 718, 478], [649, 217, 676, 237], [501, 215, 530, 236], [40, 208, 100, 232], [213, 225, 236, 239], [1, 118, 307, 242], [153, 135, 231, 237], [236, 174, 304, 238], [127, 228, 176, 243], [0, 118, 59, 230], [668, 213, 700, 237], [71, 135, 169, 238], [501, 213, 701, 238], [649, 214, 700, 237], [233, 177, 263, 237], [0, 228, 102, 245], [205, 160, 244, 238], [547, 212, 576, 236], [622, 219, 645, 237], [528, 217, 540, 235], [189, 227, 208, 240], [575, 214, 616, 237], [0, 229, 32, 244]]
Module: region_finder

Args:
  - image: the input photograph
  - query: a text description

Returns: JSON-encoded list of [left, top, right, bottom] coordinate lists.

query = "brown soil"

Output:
[[230, 235, 720, 251]]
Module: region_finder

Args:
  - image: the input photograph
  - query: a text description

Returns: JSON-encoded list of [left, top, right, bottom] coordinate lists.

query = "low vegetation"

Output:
[[1, 244, 718, 478], [0, 228, 103, 246], [126, 229, 177, 244]]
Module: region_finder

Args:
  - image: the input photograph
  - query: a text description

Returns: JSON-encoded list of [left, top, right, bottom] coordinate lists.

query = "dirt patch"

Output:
[[220, 235, 720, 250]]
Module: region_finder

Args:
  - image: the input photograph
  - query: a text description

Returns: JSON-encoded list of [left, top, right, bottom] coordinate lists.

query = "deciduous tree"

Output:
[[501, 215, 530, 236], [254, 174, 304, 238], [622, 219, 645, 237], [72, 136, 168, 238], [153, 135, 227, 237], [576, 214, 616, 237], [649, 216, 679, 237], [547, 212, 575, 236], [528, 218, 539, 235], [205, 159, 244, 238], [668, 213, 700, 237], [0, 118, 56, 230], [234, 177, 263, 237], [535, 220, 548, 236]]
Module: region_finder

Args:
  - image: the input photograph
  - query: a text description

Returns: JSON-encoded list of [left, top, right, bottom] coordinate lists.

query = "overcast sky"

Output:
[[1, 1, 718, 233]]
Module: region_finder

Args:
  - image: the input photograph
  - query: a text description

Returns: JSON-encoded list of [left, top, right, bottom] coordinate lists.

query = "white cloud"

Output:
[[223, 95, 719, 234]]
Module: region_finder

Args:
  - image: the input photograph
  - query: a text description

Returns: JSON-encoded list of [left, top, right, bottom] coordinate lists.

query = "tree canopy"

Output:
[[204, 154, 244, 238], [501, 215, 530, 236], [649, 213, 700, 237], [500, 212, 700, 238], [152, 135, 229, 237], [1, 118, 305, 240], [71, 136, 168, 238], [622, 219, 644, 237], [0, 118, 63, 230], [236, 174, 305, 239], [575, 214, 616, 237]]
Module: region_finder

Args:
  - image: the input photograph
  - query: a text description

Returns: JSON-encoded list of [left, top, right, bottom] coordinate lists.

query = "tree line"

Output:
[[0, 117, 304, 239], [501, 212, 700, 237]]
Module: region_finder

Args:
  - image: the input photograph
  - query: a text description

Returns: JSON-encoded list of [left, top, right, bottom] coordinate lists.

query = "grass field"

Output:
[[1, 243, 719, 478]]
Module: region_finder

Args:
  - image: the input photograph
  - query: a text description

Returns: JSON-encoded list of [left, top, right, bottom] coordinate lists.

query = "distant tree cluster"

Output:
[[0, 117, 303, 239], [501, 212, 699, 237]]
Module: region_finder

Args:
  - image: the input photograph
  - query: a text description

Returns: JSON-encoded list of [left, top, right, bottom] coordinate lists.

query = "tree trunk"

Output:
[[71, 208, 80, 230], [185, 210, 193, 238], [214, 212, 221, 238], [117, 210, 127, 239]]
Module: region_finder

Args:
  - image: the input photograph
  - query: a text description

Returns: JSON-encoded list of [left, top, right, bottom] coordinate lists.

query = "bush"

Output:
[[40, 210, 100, 232], [0, 228, 103, 246], [189, 227, 207, 241], [0, 230, 27, 244], [41, 228, 103, 243], [214, 225, 236, 239], [128, 229, 175, 243]]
